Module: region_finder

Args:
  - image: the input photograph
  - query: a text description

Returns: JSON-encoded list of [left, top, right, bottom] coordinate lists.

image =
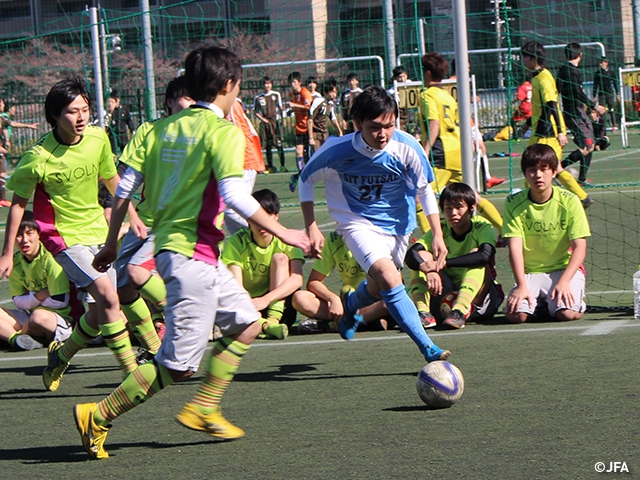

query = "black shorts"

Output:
[[564, 108, 594, 150], [295, 133, 309, 147]]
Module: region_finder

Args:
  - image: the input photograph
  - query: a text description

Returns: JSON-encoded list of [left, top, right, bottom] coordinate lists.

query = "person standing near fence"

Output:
[[106, 91, 136, 155], [253, 77, 286, 173], [593, 56, 618, 131]]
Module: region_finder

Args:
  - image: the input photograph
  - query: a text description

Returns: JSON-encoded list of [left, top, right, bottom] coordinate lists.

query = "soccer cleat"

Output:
[[288, 173, 299, 192], [338, 292, 365, 340], [74, 403, 111, 459], [297, 318, 329, 334], [419, 311, 437, 329], [136, 348, 155, 366], [176, 403, 245, 440], [443, 309, 466, 330], [425, 344, 451, 363], [582, 196, 595, 209], [486, 177, 505, 189], [43, 340, 70, 392], [14, 334, 44, 351]]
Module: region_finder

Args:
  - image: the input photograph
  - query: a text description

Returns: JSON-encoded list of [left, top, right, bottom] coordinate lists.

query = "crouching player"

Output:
[[405, 183, 504, 330], [0, 211, 73, 350], [503, 144, 590, 323], [299, 85, 451, 362]]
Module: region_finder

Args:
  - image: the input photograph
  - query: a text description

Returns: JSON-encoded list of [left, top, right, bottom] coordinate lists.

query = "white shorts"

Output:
[[115, 228, 156, 288], [505, 269, 586, 316], [154, 251, 260, 372], [4, 308, 72, 343], [338, 225, 409, 273], [55, 245, 117, 304], [224, 169, 257, 235]]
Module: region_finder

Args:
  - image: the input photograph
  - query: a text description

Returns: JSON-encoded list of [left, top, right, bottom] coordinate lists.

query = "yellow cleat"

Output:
[[42, 340, 69, 392], [73, 403, 110, 460], [176, 403, 245, 440]]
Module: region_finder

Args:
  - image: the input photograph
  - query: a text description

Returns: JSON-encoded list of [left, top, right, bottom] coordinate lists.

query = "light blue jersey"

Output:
[[299, 129, 434, 236]]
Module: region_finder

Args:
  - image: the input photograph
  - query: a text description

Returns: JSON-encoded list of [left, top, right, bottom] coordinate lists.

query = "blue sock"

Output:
[[380, 285, 434, 357], [346, 280, 378, 313]]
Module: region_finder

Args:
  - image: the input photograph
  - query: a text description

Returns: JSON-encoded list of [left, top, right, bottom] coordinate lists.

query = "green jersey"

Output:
[[416, 217, 497, 286], [502, 186, 590, 273], [10, 243, 72, 320], [312, 231, 366, 289], [120, 120, 155, 226], [221, 228, 305, 298], [126, 105, 245, 265], [7, 126, 116, 255]]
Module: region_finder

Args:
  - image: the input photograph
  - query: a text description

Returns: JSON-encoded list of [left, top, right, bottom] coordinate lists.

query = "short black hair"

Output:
[[184, 46, 243, 102], [392, 65, 407, 79], [564, 42, 582, 61], [287, 71, 302, 83], [306, 76, 318, 84], [18, 210, 40, 235], [109, 90, 120, 101], [322, 83, 337, 95], [44, 74, 91, 128], [164, 75, 190, 113], [263, 76, 272, 83], [350, 85, 398, 125], [521, 143, 558, 173], [439, 183, 476, 211], [421, 52, 448, 82], [521, 41, 546, 66], [346, 72, 358, 82], [252, 189, 280, 215]]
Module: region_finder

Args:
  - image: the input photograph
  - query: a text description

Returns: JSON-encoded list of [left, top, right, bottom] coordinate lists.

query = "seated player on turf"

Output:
[[221, 189, 304, 339], [405, 183, 504, 330], [0, 211, 73, 351], [74, 46, 310, 460], [292, 230, 392, 334], [503, 144, 590, 323], [0, 75, 149, 392], [115, 75, 195, 363], [299, 84, 451, 362]]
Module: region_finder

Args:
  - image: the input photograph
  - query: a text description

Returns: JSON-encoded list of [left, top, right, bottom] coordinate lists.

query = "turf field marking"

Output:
[[580, 320, 629, 336]]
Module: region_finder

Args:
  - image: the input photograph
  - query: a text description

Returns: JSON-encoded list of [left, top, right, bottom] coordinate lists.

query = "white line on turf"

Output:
[[2, 321, 640, 362], [580, 320, 629, 336]]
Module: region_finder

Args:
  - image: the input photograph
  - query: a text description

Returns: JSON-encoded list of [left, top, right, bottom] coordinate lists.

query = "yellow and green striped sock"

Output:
[[94, 361, 174, 426], [409, 271, 431, 313], [7, 331, 20, 346], [121, 295, 161, 354], [138, 275, 167, 311], [266, 299, 285, 322], [191, 338, 251, 414], [59, 314, 99, 363], [453, 267, 485, 316], [100, 319, 138, 375]]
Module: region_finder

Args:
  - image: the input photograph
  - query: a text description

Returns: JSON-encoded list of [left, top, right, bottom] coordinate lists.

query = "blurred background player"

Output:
[[511, 79, 532, 140], [105, 90, 137, 156], [557, 42, 606, 188], [419, 52, 503, 234], [293, 230, 391, 334], [520, 40, 593, 208], [309, 82, 343, 149], [593, 56, 618, 131], [0, 211, 73, 351], [338, 72, 362, 133], [253, 76, 285, 173], [286, 71, 313, 192], [222, 189, 304, 339], [307, 76, 323, 100], [503, 144, 590, 323], [405, 183, 503, 330]]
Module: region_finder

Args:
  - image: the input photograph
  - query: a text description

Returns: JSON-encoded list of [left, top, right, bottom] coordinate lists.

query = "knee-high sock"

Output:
[[190, 338, 251, 414], [409, 271, 431, 313], [380, 285, 436, 357], [94, 360, 174, 426], [477, 198, 503, 234], [561, 149, 582, 169], [557, 169, 588, 201], [453, 267, 485, 316], [416, 201, 431, 234], [579, 152, 593, 183], [266, 299, 285, 322], [138, 275, 166, 310], [345, 280, 379, 314], [101, 319, 138, 374], [121, 295, 161, 354], [59, 314, 99, 363]]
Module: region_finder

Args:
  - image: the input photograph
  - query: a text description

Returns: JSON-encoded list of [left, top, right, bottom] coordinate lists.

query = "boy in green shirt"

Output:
[[405, 183, 504, 330], [222, 189, 305, 339], [503, 144, 590, 323], [0, 211, 73, 350]]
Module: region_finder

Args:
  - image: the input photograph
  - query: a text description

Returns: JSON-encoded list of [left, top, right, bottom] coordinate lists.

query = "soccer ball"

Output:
[[416, 361, 465, 408], [439, 291, 472, 319]]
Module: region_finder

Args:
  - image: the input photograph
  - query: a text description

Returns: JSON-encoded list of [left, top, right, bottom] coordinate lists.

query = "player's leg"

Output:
[[475, 192, 503, 234], [257, 252, 289, 339], [504, 273, 546, 323], [0, 308, 27, 347], [262, 121, 275, 171], [274, 120, 286, 171], [0, 153, 9, 206], [548, 269, 586, 321], [442, 267, 486, 329], [408, 270, 437, 329]]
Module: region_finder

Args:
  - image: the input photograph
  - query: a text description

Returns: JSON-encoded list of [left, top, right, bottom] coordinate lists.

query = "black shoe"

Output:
[[443, 309, 466, 329], [136, 349, 155, 366], [297, 318, 329, 334]]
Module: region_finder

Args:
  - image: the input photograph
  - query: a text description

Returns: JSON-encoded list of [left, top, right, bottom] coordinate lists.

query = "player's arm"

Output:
[[415, 181, 447, 270], [422, 119, 440, 157], [404, 243, 443, 295], [542, 100, 567, 146], [0, 195, 29, 278], [505, 236, 533, 314], [102, 173, 147, 239], [550, 237, 587, 307], [226, 263, 244, 286], [257, 258, 304, 309], [308, 269, 345, 320], [9, 120, 38, 130]]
